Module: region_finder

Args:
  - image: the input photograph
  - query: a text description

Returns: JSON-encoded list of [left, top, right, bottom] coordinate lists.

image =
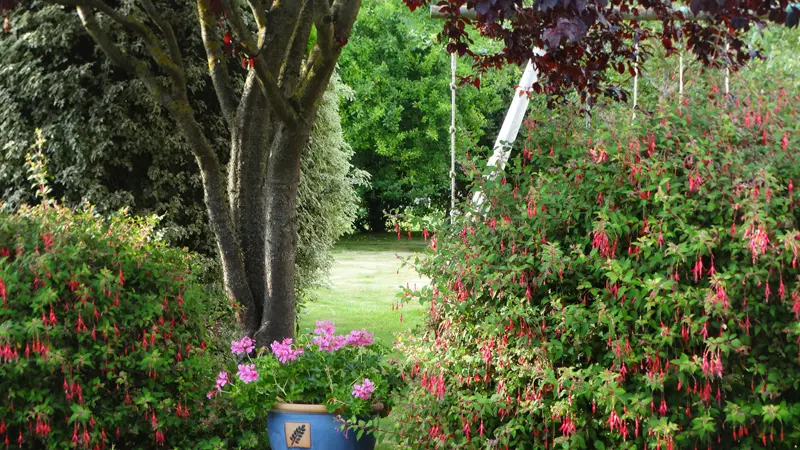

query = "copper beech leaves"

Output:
[[409, 0, 798, 99]]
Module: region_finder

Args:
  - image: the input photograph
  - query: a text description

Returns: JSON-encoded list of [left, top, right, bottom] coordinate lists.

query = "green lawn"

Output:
[[298, 233, 429, 449], [298, 233, 429, 347]]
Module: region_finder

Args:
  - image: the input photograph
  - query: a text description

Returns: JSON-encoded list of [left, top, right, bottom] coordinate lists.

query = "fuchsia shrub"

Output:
[[0, 204, 217, 448], [394, 85, 800, 448]]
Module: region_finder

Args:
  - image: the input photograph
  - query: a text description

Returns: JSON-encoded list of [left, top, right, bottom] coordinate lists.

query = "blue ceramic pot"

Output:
[[267, 403, 376, 450]]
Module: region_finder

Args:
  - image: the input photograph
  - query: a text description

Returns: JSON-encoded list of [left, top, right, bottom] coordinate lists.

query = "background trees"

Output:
[[338, 0, 515, 231]]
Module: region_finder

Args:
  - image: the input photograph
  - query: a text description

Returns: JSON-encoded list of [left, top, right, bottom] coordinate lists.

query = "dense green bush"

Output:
[[393, 75, 800, 448], [0, 196, 221, 448]]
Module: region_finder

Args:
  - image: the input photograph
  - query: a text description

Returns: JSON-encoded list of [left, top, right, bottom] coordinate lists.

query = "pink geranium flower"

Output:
[[314, 320, 336, 336], [352, 378, 375, 400], [270, 338, 304, 364], [344, 329, 374, 347], [237, 364, 258, 384], [231, 336, 255, 355], [216, 371, 228, 391]]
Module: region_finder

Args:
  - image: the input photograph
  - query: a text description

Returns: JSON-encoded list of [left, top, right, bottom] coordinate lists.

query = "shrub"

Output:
[[393, 81, 800, 448], [0, 201, 220, 449]]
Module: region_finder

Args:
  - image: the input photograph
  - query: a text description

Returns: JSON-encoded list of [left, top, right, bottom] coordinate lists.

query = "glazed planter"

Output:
[[267, 403, 378, 450]]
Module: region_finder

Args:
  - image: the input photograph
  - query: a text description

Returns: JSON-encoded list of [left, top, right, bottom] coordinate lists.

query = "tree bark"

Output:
[[255, 123, 309, 345], [170, 107, 260, 336], [229, 73, 273, 335]]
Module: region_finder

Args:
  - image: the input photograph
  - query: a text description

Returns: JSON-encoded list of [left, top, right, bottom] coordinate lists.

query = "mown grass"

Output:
[[298, 232, 429, 348]]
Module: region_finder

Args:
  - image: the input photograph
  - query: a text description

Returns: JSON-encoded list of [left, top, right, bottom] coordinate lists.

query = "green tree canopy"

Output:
[[339, 0, 516, 230]]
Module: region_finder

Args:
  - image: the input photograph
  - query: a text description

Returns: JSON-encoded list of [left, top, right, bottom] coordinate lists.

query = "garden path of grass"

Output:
[[299, 232, 429, 349]]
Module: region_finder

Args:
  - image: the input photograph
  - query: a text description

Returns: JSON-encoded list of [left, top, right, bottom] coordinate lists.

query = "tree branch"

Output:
[[139, 0, 183, 69], [223, 0, 259, 54], [53, 0, 185, 85], [75, 6, 170, 100], [197, 0, 238, 124], [278, 0, 312, 92], [247, 0, 268, 30], [223, 0, 298, 125], [298, 0, 361, 111], [253, 60, 299, 125], [312, 0, 333, 55], [61, 0, 257, 336]]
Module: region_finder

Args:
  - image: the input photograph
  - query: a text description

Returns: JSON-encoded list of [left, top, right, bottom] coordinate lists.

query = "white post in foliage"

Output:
[[632, 42, 640, 122], [471, 56, 541, 208], [450, 51, 458, 215], [724, 43, 731, 96]]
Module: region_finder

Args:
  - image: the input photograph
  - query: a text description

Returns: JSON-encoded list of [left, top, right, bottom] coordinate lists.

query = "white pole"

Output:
[[585, 92, 592, 129], [632, 42, 639, 122], [679, 50, 684, 98], [486, 55, 543, 170], [450, 51, 457, 215], [724, 43, 730, 96], [471, 56, 541, 208]]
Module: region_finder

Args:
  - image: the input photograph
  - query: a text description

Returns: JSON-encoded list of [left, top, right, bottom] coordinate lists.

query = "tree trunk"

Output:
[[229, 73, 272, 335], [171, 108, 259, 335], [255, 123, 309, 345]]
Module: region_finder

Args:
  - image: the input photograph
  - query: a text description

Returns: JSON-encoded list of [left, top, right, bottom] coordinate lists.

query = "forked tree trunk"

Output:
[[226, 79, 316, 344], [59, 0, 362, 346]]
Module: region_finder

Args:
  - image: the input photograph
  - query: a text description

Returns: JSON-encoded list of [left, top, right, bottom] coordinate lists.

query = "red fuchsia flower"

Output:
[[237, 364, 258, 384], [792, 293, 800, 319], [781, 132, 789, 151], [745, 225, 770, 264], [688, 172, 704, 192], [0, 278, 6, 307], [591, 225, 611, 258], [606, 410, 622, 431], [155, 430, 165, 446], [658, 399, 668, 416], [230, 336, 255, 355], [270, 338, 304, 363], [692, 258, 704, 282], [699, 322, 709, 340], [589, 147, 608, 164], [352, 378, 375, 400], [559, 416, 577, 436], [711, 278, 729, 309]]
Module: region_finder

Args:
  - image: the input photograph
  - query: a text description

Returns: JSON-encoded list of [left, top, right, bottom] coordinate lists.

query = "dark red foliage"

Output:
[[409, 0, 799, 99]]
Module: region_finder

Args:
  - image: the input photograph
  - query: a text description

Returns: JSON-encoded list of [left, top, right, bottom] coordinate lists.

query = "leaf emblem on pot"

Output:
[[289, 424, 306, 445]]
